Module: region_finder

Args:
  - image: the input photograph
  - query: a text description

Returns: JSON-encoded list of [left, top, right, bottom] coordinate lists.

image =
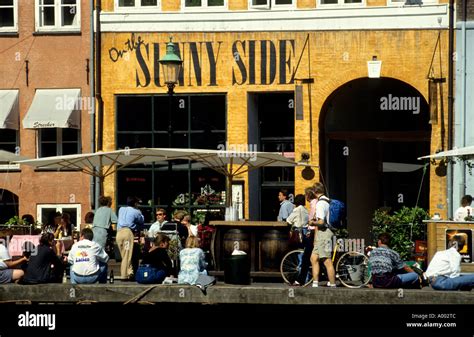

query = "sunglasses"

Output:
[[156, 213, 164, 216]]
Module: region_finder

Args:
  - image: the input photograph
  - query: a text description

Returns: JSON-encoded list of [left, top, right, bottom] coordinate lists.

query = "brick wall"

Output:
[[0, 0, 93, 221]]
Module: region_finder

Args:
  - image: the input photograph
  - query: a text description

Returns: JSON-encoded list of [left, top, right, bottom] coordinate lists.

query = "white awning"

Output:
[[0, 90, 19, 130], [383, 162, 425, 173], [23, 89, 81, 129]]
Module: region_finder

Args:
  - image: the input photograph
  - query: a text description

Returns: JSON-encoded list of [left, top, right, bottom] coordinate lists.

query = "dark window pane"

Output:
[[62, 0, 77, 4], [153, 96, 169, 131], [191, 95, 225, 131], [0, 129, 16, 143], [154, 133, 188, 148], [275, 0, 292, 4], [153, 95, 188, 132], [185, 0, 201, 6], [0, 1, 14, 5], [62, 5, 77, 26], [119, 0, 135, 6], [41, 143, 57, 157], [208, 0, 224, 5], [321, 0, 337, 3], [190, 132, 225, 150], [259, 93, 294, 138], [40, 128, 57, 142], [141, 0, 157, 5], [117, 133, 153, 149], [252, 0, 267, 5], [62, 128, 78, 142], [0, 8, 14, 27], [62, 142, 79, 155], [42, 6, 55, 26], [0, 144, 16, 153], [43, 0, 55, 4], [117, 170, 153, 207], [154, 170, 189, 207], [117, 96, 152, 131]]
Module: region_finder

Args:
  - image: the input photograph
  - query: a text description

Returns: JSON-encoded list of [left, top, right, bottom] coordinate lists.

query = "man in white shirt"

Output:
[[309, 182, 336, 288], [68, 228, 109, 284], [148, 208, 168, 238], [425, 235, 474, 290], [0, 237, 28, 284], [453, 195, 473, 221]]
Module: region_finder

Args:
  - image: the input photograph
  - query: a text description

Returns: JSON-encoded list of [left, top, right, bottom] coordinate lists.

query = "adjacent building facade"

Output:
[[0, 0, 92, 228], [99, 0, 450, 240]]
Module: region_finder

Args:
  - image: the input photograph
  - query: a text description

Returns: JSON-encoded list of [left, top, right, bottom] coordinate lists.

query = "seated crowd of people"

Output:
[[1, 191, 473, 291], [0, 195, 214, 287]]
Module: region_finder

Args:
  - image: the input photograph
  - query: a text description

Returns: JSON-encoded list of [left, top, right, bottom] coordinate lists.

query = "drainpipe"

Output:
[[90, 0, 96, 209], [95, 0, 104, 203], [96, 0, 103, 153], [447, 0, 455, 219], [460, 0, 467, 197]]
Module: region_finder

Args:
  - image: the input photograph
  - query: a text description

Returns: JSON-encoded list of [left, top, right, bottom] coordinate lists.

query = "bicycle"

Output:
[[280, 237, 371, 288]]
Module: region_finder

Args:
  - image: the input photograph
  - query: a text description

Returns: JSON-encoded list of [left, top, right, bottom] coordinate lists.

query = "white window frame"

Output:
[[0, 0, 18, 33], [115, 0, 161, 11], [37, 204, 82, 232], [317, 0, 365, 8], [181, 0, 227, 11], [34, 0, 81, 33], [38, 128, 81, 158], [248, 0, 295, 10]]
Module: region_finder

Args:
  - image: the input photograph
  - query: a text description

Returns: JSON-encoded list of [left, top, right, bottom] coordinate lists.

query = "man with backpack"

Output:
[[309, 182, 337, 288]]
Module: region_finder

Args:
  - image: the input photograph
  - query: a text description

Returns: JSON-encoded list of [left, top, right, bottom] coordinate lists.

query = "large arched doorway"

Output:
[[320, 78, 431, 241], [0, 189, 19, 224]]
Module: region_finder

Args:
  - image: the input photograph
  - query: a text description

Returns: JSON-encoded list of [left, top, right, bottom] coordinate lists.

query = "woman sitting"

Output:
[[136, 234, 173, 284], [23, 233, 64, 284], [54, 213, 75, 256], [178, 236, 207, 285]]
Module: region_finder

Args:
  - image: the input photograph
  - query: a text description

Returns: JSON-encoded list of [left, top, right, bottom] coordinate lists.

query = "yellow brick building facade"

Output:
[[99, 0, 449, 239]]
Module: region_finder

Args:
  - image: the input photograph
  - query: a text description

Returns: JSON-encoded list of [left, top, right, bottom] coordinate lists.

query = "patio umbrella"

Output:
[[418, 145, 474, 160], [142, 147, 298, 206], [15, 147, 298, 206], [13, 148, 172, 195], [0, 150, 29, 164]]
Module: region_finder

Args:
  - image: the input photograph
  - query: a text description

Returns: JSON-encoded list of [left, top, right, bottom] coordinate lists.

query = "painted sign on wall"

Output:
[[107, 34, 299, 88]]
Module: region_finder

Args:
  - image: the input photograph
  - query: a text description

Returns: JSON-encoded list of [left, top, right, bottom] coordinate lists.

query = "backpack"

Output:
[[318, 197, 346, 229]]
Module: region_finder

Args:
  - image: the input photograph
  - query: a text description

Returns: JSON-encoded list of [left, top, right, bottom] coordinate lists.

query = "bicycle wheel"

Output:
[[280, 249, 313, 286], [336, 251, 371, 288]]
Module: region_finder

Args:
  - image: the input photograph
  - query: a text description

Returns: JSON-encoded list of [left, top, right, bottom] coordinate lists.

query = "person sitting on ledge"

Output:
[[454, 195, 473, 221], [178, 236, 207, 285], [23, 233, 64, 284], [369, 232, 420, 289], [136, 234, 173, 284], [68, 228, 109, 284], [425, 235, 474, 291], [0, 233, 28, 284]]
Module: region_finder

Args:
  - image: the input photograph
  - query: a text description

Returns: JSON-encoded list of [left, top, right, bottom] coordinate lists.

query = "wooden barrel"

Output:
[[223, 229, 250, 258], [260, 230, 289, 271]]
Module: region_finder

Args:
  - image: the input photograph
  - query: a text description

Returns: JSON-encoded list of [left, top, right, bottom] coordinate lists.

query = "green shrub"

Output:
[[371, 206, 429, 260]]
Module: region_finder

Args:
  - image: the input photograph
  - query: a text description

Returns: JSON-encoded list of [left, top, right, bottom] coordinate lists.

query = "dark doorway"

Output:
[[248, 92, 295, 221], [320, 78, 431, 241], [0, 189, 19, 224]]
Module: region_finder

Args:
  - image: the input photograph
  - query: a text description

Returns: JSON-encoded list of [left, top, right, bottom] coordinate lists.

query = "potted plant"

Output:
[[371, 206, 430, 261]]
